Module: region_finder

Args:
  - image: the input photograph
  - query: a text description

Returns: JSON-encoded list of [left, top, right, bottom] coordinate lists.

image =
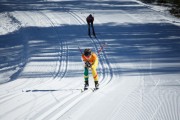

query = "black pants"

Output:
[[88, 23, 95, 36]]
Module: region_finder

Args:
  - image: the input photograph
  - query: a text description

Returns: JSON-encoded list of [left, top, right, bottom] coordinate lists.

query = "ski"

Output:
[[81, 88, 99, 92], [81, 88, 91, 92], [92, 88, 99, 92]]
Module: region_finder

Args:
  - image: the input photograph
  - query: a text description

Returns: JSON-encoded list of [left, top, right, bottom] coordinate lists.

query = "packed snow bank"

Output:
[[0, 12, 21, 35]]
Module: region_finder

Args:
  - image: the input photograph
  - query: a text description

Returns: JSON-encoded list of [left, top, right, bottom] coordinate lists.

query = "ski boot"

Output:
[[84, 81, 89, 90], [94, 81, 99, 90], [93, 33, 96, 38]]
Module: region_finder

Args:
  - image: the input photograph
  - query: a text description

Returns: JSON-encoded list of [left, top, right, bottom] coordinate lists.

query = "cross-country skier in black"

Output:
[[86, 14, 96, 37]]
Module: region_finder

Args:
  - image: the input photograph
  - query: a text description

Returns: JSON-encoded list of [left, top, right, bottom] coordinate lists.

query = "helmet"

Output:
[[84, 49, 91, 56]]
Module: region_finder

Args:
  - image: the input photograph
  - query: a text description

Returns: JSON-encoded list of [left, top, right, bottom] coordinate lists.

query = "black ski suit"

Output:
[[86, 15, 95, 36]]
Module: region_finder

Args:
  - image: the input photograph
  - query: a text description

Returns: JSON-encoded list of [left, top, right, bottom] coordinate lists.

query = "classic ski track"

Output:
[[10, 11, 60, 91], [0, 11, 58, 119], [94, 37, 113, 85], [5, 11, 54, 92], [16, 90, 80, 120], [39, 11, 69, 81], [0, 92, 22, 104], [1, 9, 120, 120], [0, 93, 49, 119], [38, 11, 64, 80], [0, 8, 112, 120], [27, 12, 83, 120], [0, 11, 71, 120], [34, 91, 86, 120], [31, 11, 100, 120], [20, 11, 69, 92], [15, 12, 76, 120], [38, 11, 115, 120], [38, 11, 73, 93]]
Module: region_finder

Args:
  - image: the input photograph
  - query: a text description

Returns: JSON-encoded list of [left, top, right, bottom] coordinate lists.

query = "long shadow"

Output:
[[0, 0, 180, 84], [96, 23, 180, 76], [0, 21, 180, 84]]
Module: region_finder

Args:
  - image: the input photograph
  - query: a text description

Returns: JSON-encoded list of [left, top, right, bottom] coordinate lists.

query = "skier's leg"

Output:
[[91, 23, 96, 36], [94, 81, 99, 89], [91, 66, 99, 88], [84, 67, 89, 89], [88, 23, 91, 36]]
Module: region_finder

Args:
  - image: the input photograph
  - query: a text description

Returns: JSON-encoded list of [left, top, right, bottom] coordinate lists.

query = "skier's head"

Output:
[[89, 14, 92, 17], [84, 48, 91, 57]]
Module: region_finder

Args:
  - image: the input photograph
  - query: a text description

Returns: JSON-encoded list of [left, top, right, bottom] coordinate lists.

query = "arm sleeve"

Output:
[[91, 54, 98, 68], [81, 55, 85, 62]]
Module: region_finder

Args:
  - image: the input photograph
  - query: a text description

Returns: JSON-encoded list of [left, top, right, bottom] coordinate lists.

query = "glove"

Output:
[[85, 61, 92, 68], [91, 65, 95, 69]]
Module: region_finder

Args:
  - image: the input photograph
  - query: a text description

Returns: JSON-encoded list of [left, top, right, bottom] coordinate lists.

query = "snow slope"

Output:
[[0, 0, 180, 120]]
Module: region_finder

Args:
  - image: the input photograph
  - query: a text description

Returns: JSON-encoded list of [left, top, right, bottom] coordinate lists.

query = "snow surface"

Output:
[[0, 0, 180, 120]]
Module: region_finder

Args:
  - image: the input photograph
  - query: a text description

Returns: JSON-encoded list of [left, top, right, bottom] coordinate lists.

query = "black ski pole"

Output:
[[78, 46, 83, 55]]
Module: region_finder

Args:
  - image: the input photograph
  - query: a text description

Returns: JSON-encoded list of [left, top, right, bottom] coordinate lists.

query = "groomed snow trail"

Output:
[[0, 0, 180, 120]]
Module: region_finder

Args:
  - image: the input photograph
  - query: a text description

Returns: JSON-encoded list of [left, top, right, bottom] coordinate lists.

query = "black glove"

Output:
[[85, 61, 91, 68]]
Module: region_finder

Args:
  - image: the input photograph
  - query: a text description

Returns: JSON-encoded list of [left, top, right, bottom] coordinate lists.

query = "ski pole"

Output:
[[97, 43, 107, 55], [78, 42, 107, 55], [78, 46, 83, 55]]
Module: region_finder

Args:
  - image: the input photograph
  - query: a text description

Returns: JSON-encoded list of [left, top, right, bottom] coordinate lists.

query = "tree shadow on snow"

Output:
[[0, 22, 180, 84]]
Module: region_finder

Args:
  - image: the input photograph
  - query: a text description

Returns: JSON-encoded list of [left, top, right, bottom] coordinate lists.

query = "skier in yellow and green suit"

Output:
[[81, 48, 99, 90]]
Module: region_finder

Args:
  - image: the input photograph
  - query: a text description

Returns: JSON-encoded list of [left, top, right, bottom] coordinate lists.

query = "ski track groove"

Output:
[[16, 91, 75, 120], [0, 93, 52, 120], [0, 7, 121, 120], [38, 11, 63, 80], [0, 93, 21, 104], [26, 11, 106, 120], [20, 11, 57, 90], [1, 1, 180, 120], [22, 11, 70, 119], [18, 11, 74, 120], [30, 11, 90, 120], [20, 11, 68, 92], [33, 11, 62, 81], [0, 11, 70, 120], [34, 91, 82, 120], [34, 11, 115, 120], [39, 11, 69, 81]]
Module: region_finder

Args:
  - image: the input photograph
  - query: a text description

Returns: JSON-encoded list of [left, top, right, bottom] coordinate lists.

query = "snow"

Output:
[[0, 0, 180, 120]]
